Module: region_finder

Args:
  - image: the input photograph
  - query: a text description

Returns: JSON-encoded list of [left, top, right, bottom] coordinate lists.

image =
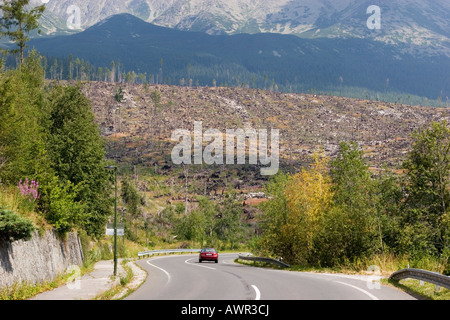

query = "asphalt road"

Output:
[[126, 253, 415, 300]]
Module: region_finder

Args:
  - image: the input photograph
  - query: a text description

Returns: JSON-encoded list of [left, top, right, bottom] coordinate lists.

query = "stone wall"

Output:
[[0, 230, 84, 289]]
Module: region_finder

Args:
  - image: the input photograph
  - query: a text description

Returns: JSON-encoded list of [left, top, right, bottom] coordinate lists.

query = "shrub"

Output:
[[39, 177, 87, 234], [0, 207, 35, 241]]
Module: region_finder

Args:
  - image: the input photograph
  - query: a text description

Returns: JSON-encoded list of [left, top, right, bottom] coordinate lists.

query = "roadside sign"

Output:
[[106, 223, 125, 236]]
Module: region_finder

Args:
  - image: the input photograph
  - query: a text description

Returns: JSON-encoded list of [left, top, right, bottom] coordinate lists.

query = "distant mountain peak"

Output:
[[91, 13, 147, 29], [37, 0, 449, 57]]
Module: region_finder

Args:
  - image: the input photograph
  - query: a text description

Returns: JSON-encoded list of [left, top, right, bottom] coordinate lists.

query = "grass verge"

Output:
[[383, 278, 450, 300]]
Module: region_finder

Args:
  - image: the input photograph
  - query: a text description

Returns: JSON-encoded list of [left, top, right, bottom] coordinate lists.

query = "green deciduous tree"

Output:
[[401, 120, 449, 256], [39, 176, 87, 234], [176, 198, 214, 246], [258, 172, 291, 259], [319, 141, 379, 264], [375, 167, 405, 254], [215, 192, 245, 249]]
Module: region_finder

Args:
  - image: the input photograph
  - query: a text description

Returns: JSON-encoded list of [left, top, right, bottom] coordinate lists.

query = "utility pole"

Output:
[[105, 165, 118, 276]]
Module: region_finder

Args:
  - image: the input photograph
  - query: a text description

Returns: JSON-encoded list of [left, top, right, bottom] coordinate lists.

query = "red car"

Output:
[[199, 248, 218, 263]]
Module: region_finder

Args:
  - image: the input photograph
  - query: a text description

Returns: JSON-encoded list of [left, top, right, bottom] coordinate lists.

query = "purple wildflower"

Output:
[[18, 178, 39, 202]]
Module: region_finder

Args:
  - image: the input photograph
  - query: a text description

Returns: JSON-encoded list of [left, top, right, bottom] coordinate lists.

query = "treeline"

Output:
[[0, 52, 112, 240], [3, 54, 151, 84], [255, 121, 449, 272], [5, 52, 445, 108], [44, 55, 152, 84]]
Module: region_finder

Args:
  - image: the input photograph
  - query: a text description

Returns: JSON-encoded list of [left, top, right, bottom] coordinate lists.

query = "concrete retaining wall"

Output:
[[0, 230, 84, 289]]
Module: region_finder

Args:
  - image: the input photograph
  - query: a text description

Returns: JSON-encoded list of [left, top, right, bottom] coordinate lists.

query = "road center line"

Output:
[[146, 259, 171, 283], [334, 281, 379, 300], [252, 285, 261, 300]]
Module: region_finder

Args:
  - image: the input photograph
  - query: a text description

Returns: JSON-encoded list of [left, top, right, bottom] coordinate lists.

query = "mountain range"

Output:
[[35, 0, 450, 57], [26, 13, 450, 101]]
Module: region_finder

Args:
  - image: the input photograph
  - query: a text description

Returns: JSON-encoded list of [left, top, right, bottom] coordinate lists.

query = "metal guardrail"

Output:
[[389, 268, 450, 289], [238, 255, 291, 268], [138, 248, 201, 258]]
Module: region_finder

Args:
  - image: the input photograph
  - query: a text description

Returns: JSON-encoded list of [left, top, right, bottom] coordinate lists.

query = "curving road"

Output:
[[126, 253, 415, 300]]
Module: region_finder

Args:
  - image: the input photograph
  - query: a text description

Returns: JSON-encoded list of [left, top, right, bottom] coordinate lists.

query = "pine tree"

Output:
[[46, 84, 113, 237], [0, 50, 50, 182], [0, 0, 45, 64]]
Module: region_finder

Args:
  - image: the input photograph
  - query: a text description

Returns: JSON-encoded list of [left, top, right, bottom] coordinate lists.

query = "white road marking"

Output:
[[185, 257, 217, 270], [221, 255, 238, 264], [252, 285, 261, 300], [334, 281, 379, 300], [146, 259, 171, 283]]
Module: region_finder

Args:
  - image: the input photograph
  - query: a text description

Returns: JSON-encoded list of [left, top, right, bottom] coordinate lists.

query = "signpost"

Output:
[[105, 165, 118, 276], [106, 223, 125, 236]]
